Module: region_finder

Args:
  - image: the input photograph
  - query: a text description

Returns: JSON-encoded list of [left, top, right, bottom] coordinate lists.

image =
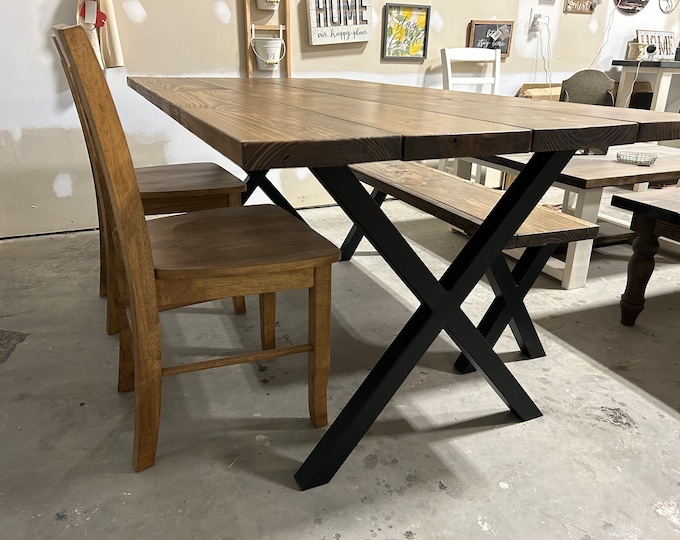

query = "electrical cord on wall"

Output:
[[537, 19, 554, 100], [623, 44, 657, 108], [589, 0, 624, 68]]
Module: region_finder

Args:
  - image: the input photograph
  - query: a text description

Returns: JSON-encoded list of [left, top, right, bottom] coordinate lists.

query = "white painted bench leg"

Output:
[[439, 158, 475, 182], [562, 187, 577, 215], [561, 187, 602, 289]]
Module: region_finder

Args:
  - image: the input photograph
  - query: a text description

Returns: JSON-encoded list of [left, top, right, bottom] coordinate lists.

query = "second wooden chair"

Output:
[[53, 24, 340, 472], [54, 28, 248, 334]]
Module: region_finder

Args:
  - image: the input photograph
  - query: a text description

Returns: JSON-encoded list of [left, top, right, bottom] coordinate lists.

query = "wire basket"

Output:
[[616, 151, 658, 167]]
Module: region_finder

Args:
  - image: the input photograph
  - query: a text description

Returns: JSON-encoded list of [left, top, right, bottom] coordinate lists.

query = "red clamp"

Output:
[[79, 2, 107, 28]]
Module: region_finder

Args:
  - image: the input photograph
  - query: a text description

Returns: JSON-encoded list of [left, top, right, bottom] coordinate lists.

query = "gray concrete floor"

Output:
[[1, 200, 679, 539]]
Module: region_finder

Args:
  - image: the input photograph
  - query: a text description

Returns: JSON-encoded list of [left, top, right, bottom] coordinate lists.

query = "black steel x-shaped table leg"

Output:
[[454, 245, 556, 373], [338, 181, 557, 372], [342, 199, 555, 366], [295, 151, 575, 490], [243, 169, 304, 221], [340, 188, 387, 260]]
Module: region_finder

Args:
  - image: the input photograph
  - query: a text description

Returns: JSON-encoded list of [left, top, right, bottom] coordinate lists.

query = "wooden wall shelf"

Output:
[[244, 0, 291, 78]]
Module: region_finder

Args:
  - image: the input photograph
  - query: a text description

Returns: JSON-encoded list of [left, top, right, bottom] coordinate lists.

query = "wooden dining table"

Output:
[[127, 76, 680, 489]]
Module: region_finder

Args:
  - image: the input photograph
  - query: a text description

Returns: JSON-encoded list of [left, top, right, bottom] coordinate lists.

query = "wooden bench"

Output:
[[611, 186, 680, 326], [470, 142, 680, 289], [342, 161, 599, 372]]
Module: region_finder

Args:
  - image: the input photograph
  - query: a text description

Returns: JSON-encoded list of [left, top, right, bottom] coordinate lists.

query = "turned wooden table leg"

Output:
[[620, 214, 659, 326]]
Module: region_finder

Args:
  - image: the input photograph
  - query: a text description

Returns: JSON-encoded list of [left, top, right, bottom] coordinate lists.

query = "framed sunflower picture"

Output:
[[382, 4, 431, 60]]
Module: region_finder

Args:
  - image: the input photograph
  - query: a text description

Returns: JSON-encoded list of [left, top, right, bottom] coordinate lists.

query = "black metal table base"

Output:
[[295, 151, 575, 490], [243, 170, 304, 221], [454, 245, 555, 374], [338, 185, 556, 373]]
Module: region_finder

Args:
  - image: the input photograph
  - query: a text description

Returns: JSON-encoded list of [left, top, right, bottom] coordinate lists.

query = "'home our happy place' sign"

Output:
[[307, 0, 373, 45]]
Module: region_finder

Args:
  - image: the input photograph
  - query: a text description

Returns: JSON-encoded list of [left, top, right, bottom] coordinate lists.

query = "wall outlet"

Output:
[[529, 9, 548, 32]]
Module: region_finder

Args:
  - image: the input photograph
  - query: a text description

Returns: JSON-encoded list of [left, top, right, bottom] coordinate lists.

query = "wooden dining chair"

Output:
[[53, 24, 340, 471], [53, 28, 248, 334]]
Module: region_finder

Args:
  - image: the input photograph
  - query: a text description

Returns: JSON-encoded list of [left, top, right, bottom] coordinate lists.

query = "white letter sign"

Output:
[[307, 0, 373, 45]]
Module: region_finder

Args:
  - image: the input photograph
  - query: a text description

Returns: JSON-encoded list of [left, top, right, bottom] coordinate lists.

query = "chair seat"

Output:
[[137, 162, 245, 198], [147, 205, 341, 279]]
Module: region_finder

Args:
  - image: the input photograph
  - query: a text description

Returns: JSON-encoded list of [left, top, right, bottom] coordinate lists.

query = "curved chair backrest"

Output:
[[560, 69, 615, 106], [440, 47, 501, 95], [52, 24, 159, 326]]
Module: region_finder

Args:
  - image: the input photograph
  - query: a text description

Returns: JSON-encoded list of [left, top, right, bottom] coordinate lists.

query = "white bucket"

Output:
[[252, 37, 285, 70], [256, 0, 279, 9]]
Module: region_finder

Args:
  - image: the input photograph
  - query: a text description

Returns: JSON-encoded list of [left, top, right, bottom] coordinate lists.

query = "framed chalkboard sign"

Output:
[[467, 20, 513, 58]]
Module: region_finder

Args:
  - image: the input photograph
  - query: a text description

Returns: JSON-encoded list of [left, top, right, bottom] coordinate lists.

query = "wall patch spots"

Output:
[[122, 0, 147, 23], [213, 1, 232, 24], [52, 173, 73, 198]]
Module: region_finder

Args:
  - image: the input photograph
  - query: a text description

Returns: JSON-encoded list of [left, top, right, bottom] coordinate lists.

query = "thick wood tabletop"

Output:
[[128, 77, 680, 171]]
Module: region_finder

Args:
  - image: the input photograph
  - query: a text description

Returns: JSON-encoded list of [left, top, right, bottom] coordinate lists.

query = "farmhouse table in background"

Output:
[[128, 77, 680, 489], [611, 187, 680, 326], [612, 59, 680, 112], [472, 142, 680, 289]]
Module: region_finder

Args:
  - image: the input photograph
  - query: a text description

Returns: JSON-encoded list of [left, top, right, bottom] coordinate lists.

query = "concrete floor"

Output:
[[1, 200, 679, 539]]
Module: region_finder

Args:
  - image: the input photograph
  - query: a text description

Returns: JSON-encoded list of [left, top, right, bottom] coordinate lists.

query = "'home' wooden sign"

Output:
[[307, 0, 373, 45]]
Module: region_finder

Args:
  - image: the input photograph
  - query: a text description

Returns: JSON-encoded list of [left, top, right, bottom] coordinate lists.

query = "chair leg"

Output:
[[106, 242, 126, 336], [106, 281, 120, 335], [117, 310, 135, 393], [307, 265, 331, 428], [131, 312, 163, 472], [98, 225, 107, 297], [232, 296, 247, 315], [259, 292, 276, 350]]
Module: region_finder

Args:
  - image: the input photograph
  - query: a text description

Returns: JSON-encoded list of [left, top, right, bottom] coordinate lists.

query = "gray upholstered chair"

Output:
[[559, 69, 615, 107], [560, 70, 615, 155]]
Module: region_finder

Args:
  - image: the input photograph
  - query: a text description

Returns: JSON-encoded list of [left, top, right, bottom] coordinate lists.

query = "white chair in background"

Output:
[[439, 47, 501, 184]]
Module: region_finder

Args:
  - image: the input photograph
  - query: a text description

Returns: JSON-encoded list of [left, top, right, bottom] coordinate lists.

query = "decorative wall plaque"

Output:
[[382, 4, 431, 60], [636, 29, 675, 59], [563, 0, 597, 14], [615, 0, 650, 15], [307, 0, 373, 45]]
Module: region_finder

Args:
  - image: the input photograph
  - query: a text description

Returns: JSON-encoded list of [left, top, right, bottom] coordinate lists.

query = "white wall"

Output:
[[1, 0, 678, 237]]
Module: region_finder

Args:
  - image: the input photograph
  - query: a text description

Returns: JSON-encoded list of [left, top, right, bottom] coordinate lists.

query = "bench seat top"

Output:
[[350, 161, 599, 250]]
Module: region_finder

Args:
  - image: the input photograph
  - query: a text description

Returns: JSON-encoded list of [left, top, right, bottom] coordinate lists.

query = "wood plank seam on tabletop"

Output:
[[186, 76, 680, 145], [267, 78, 641, 132], [127, 77, 680, 168], [130, 77, 535, 160], [191, 77, 534, 161], [268, 78, 680, 148], [473, 92, 680, 142], [258, 78, 644, 154]]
